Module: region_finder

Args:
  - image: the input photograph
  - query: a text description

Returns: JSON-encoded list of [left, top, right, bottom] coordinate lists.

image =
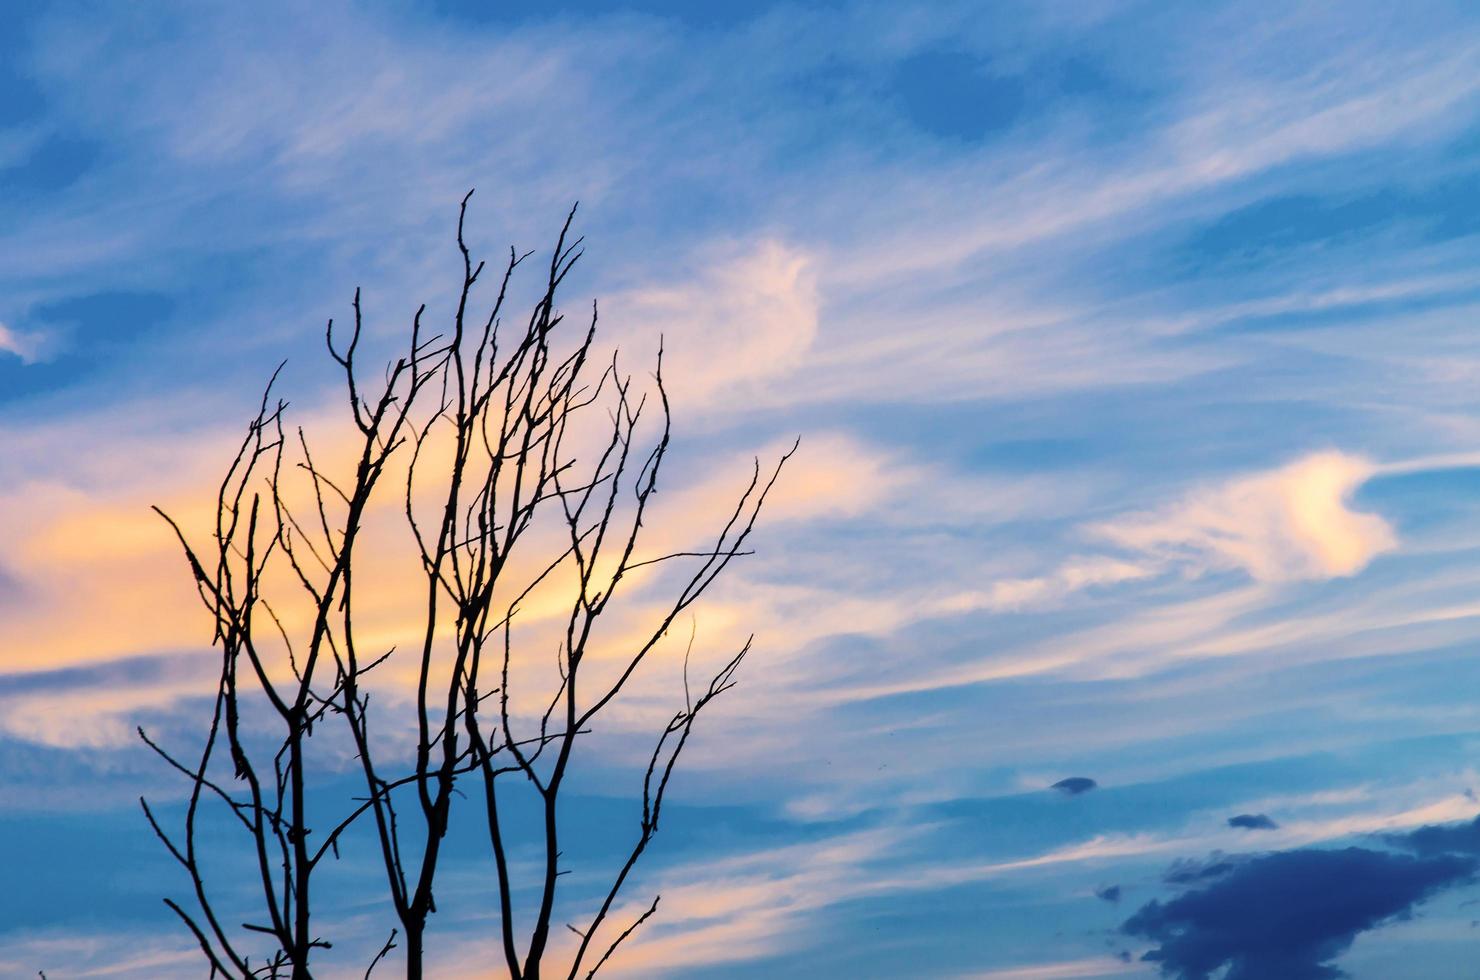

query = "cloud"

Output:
[[655, 431, 910, 530], [1124, 847, 1477, 980], [0, 381, 1038, 773], [1096, 451, 1397, 582], [0, 653, 219, 748], [427, 826, 922, 978], [571, 800, 1480, 979], [1052, 777, 1098, 796], [7, 2, 1480, 973], [0, 933, 198, 978], [1388, 815, 1480, 858], [604, 241, 818, 412], [958, 957, 1140, 979], [1164, 856, 1237, 886], [0, 320, 49, 362], [895, 794, 1480, 902], [1228, 813, 1279, 831], [830, 446, 1442, 703], [932, 556, 1158, 615]]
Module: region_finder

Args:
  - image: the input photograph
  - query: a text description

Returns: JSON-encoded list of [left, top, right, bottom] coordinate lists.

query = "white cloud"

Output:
[[428, 826, 917, 978], [0, 935, 198, 979], [933, 556, 1159, 615], [957, 958, 1140, 980], [0, 321, 49, 362], [1096, 451, 1397, 582], [605, 241, 819, 412], [0, 670, 210, 749]]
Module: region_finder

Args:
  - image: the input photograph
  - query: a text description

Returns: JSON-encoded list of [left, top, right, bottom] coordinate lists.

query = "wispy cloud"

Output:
[[1096, 451, 1396, 582], [6, 0, 1480, 974], [955, 958, 1140, 979]]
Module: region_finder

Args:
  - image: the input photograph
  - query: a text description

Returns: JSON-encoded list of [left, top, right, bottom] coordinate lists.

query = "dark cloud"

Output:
[[1388, 815, 1480, 857], [1124, 847, 1476, 980], [1228, 813, 1278, 831], [1164, 854, 1237, 885], [1051, 776, 1097, 796], [1096, 885, 1122, 903], [0, 652, 204, 697]]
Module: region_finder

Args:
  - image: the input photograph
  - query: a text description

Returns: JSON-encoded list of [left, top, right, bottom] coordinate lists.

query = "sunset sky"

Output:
[[7, 2, 1480, 977]]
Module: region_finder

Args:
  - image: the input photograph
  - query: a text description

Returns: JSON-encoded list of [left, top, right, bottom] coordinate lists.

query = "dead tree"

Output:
[[140, 193, 793, 979]]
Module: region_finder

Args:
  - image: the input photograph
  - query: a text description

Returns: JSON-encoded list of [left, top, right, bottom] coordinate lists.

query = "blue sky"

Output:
[[5, 1, 1480, 977]]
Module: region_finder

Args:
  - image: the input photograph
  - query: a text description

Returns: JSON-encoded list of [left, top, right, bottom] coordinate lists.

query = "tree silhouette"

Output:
[[140, 192, 793, 978]]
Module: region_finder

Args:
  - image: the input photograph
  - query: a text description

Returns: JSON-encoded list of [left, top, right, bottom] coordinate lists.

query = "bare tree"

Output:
[[141, 192, 793, 979]]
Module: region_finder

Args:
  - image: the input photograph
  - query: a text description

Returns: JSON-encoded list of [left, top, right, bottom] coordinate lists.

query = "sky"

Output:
[[5, 1, 1480, 977]]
